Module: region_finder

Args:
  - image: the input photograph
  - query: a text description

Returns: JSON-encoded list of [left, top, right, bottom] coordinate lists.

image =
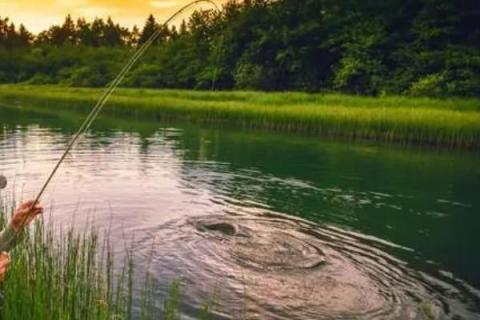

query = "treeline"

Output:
[[1, 0, 479, 96]]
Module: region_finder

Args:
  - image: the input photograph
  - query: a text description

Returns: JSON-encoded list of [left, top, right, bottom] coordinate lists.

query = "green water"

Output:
[[1, 105, 479, 319]]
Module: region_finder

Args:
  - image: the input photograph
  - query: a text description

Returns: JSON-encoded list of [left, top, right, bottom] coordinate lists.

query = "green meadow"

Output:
[[1, 85, 479, 150]]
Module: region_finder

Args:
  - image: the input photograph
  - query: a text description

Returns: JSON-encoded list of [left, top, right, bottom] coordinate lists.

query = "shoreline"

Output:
[[1, 85, 479, 150]]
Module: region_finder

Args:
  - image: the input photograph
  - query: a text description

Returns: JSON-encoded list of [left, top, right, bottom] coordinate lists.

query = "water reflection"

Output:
[[0, 106, 479, 319]]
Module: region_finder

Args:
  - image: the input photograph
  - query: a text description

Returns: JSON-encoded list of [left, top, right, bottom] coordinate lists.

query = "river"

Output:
[[1, 105, 479, 319]]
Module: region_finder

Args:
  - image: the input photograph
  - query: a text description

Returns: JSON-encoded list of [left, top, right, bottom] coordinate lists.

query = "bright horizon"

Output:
[[0, 0, 226, 34]]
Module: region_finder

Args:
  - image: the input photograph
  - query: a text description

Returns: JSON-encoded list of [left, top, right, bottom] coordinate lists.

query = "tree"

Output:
[[138, 15, 158, 45], [76, 18, 95, 46], [91, 18, 106, 46], [36, 15, 77, 46], [103, 17, 125, 46], [0, 1, 478, 96], [62, 14, 76, 44], [0, 19, 32, 48], [128, 25, 140, 46], [179, 20, 188, 36], [16, 24, 33, 47]]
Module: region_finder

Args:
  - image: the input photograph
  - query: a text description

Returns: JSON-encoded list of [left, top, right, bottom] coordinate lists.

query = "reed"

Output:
[[1, 85, 479, 149], [0, 197, 201, 320], [0, 200, 141, 319], [0, 197, 221, 319]]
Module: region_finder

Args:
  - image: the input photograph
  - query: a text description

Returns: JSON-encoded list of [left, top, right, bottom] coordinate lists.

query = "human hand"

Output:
[[0, 252, 10, 283], [11, 200, 44, 232]]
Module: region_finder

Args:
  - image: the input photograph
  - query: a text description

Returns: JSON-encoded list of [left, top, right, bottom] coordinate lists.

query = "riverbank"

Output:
[[1, 85, 479, 149]]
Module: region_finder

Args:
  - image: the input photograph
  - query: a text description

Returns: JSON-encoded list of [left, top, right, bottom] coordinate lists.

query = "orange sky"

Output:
[[0, 0, 226, 33]]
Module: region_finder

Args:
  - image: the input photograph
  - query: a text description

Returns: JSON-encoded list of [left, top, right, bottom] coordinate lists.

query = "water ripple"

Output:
[[2, 119, 479, 319], [130, 211, 480, 319]]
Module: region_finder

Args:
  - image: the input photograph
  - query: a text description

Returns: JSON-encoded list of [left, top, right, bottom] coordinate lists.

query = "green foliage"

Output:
[[233, 61, 264, 90], [1, 0, 479, 96], [124, 64, 164, 88], [163, 281, 181, 320], [67, 66, 108, 87], [139, 15, 158, 45], [331, 18, 387, 95], [25, 73, 55, 85], [0, 72, 9, 83], [409, 73, 446, 97], [409, 47, 480, 97], [0, 17, 32, 48]]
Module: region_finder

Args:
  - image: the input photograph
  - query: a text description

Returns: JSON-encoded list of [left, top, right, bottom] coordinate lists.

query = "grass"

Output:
[[0, 85, 479, 149], [0, 196, 216, 320], [0, 209, 136, 318]]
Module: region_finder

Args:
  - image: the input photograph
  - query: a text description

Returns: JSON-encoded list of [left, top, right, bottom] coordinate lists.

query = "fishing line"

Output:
[[15, 0, 220, 231]]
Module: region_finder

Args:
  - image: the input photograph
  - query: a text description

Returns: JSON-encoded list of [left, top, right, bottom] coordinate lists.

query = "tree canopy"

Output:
[[0, 0, 479, 96]]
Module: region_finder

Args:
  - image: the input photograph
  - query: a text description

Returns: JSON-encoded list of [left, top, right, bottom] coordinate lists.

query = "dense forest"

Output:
[[0, 0, 479, 96]]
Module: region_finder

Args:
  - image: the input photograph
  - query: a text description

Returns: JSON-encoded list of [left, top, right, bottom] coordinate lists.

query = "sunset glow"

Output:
[[0, 0, 225, 33]]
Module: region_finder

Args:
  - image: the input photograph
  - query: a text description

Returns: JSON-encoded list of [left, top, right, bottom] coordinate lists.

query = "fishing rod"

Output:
[[14, 0, 220, 232]]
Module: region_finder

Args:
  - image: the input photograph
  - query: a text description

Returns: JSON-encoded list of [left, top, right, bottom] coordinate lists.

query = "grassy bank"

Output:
[[1, 85, 479, 149]]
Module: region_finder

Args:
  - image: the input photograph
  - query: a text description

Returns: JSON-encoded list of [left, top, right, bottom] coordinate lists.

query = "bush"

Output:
[[409, 73, 446, 97], [124, 64, 164, 88], [25, 73, 55, 85], [233, 62, 264, 90], [67, 66, 111, 87], [444, 68, 480, 97], [0, 72, 9, 83]]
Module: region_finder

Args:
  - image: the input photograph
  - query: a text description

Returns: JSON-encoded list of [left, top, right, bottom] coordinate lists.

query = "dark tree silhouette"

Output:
[[0, 0, 478, 96]]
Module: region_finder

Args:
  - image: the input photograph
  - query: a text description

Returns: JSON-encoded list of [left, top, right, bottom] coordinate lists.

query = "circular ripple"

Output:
[[185, 214, 447, 319], [194, 217, 326, 271]]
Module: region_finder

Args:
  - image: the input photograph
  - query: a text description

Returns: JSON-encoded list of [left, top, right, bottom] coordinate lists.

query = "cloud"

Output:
[[149, 1, 179, 9], [56, 0, 88, 7], [0, 1, 17, 10], [0, 0, 228, 33], [75, 6, 110, 17]]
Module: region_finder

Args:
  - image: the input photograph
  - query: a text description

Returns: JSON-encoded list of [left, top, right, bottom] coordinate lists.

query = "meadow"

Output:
[[0, 85, 479, 149]]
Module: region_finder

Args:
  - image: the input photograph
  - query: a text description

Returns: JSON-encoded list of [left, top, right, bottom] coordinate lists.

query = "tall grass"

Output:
[[0, 197, 206, 320], [0, 200, 144, 319], [1, 85, 479, 149], [0, 198, 221, 319]]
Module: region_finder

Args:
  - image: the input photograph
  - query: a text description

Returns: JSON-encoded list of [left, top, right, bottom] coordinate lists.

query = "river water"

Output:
[[0, 105, 479, 319]]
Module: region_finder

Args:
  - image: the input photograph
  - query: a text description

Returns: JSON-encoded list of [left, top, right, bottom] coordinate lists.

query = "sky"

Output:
[[0, 0, 226, 33]]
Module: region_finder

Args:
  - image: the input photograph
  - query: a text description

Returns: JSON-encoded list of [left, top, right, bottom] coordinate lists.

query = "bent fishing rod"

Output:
[[14, 0, 220, 232]]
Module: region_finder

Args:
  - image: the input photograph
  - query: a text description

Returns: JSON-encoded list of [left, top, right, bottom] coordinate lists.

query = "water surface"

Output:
[[1, 105, 479, 319]]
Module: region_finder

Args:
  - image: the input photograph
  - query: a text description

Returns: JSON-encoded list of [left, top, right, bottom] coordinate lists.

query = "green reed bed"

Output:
[[1, 85, 479, 149], [0, 198, 191, 320], [0, 216, 142, 319]]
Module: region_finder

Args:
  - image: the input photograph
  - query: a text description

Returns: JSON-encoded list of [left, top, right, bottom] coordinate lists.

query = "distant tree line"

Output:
[[1, 0, 479, 96]]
